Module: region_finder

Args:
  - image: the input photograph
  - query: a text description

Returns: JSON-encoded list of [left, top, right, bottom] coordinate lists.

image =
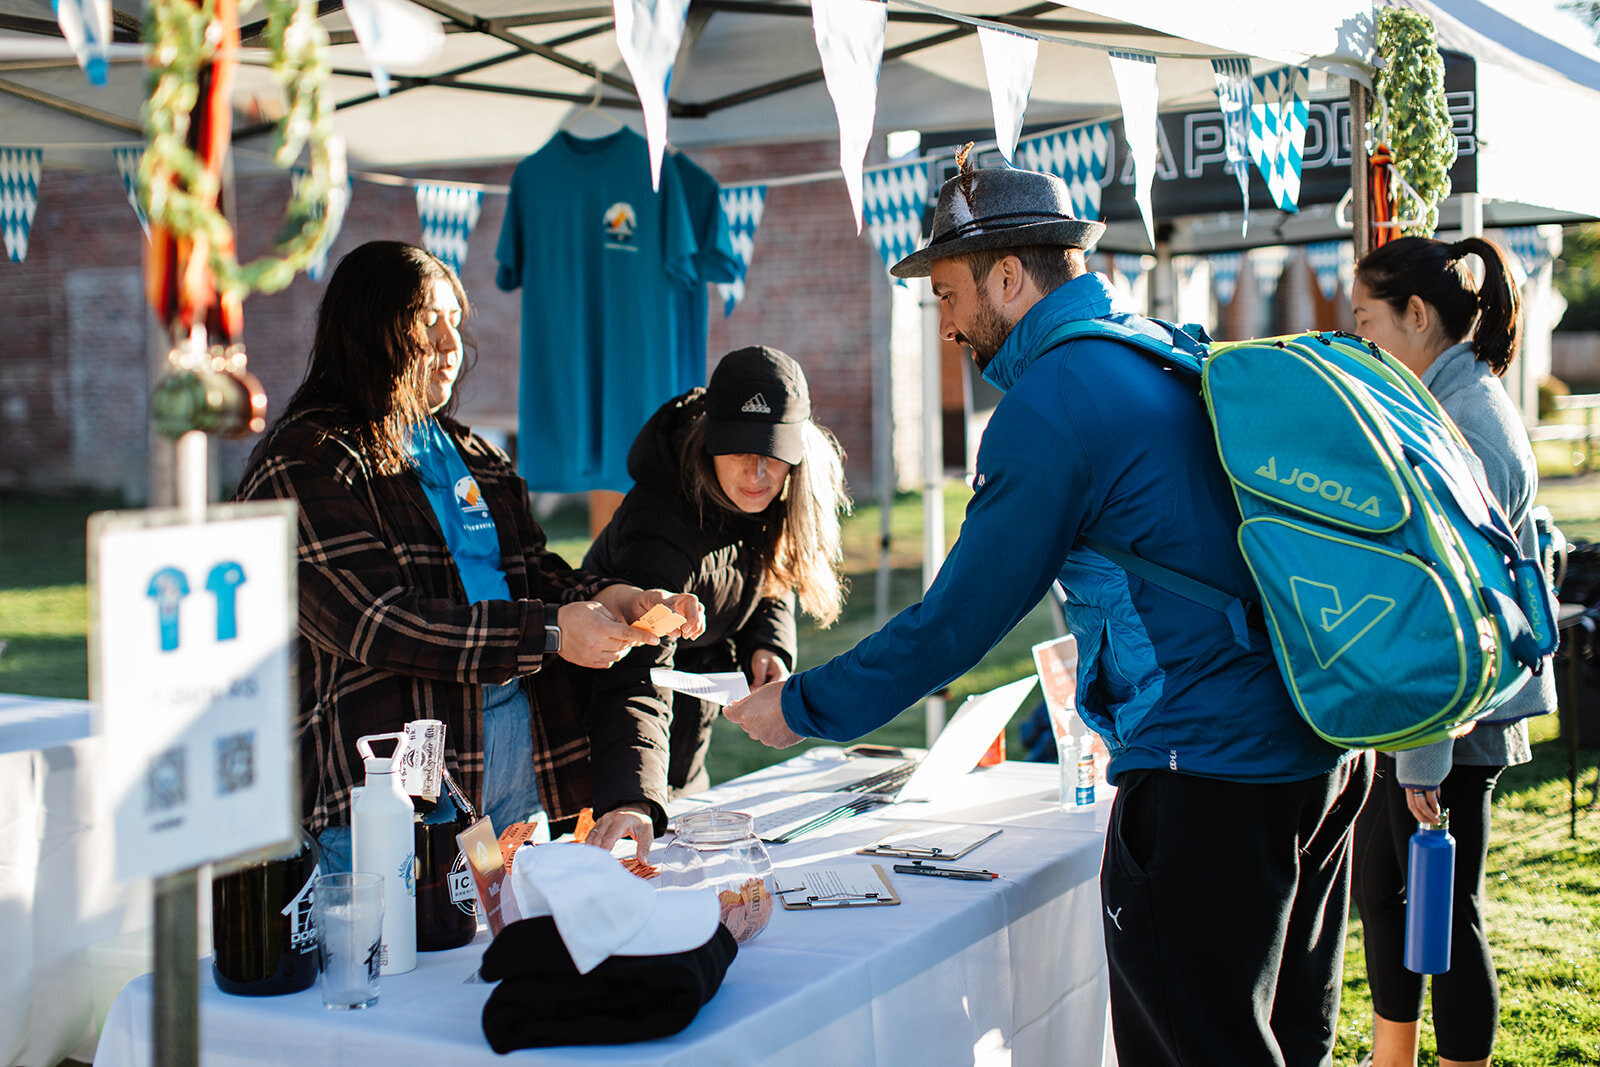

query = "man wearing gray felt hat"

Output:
[[725, 153, 1367, 1066]]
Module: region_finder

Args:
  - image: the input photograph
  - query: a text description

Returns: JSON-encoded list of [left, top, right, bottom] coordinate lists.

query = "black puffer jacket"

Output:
[[584, 391, 796, 810]]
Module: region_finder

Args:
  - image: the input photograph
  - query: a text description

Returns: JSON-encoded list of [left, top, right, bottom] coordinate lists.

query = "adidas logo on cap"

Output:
[[741, 393, 772, 414]]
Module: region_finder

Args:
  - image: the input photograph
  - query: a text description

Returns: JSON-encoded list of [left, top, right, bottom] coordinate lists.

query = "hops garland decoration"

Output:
[[139, 0, 346, 300], [1373, 8, 1457, 237]]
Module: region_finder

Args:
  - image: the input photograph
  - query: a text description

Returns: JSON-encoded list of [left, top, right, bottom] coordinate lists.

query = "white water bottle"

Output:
[[354, 732, 416, 975]]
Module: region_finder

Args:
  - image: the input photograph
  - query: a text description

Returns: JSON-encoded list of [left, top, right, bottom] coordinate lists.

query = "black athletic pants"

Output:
[[1100, 758, 1371, 1066], [1350, 752, 1504, 1062]]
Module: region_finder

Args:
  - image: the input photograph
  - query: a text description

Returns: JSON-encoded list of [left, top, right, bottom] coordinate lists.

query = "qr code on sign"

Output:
[[216, 731, 255, 795], [144, 747, 186, 813]]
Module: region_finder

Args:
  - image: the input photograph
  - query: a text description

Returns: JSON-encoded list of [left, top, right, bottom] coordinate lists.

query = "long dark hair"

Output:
[[679, 414, 852, 627], [1353, 235, 1520, 376], [281, 241, 472, 473]]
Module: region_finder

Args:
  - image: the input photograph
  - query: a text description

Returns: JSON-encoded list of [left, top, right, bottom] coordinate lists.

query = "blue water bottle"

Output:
[[1404, 811, 1455, 974]]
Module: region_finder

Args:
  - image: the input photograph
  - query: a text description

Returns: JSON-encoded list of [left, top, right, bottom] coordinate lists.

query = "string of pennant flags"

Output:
[[3, 137, 1559, 317]]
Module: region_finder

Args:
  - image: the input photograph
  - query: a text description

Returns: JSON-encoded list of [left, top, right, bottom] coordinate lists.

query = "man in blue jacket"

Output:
[[725, 161, 1369, 1064]]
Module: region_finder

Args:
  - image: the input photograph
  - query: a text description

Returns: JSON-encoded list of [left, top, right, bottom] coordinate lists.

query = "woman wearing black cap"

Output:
[[582, 347, 851, 854]]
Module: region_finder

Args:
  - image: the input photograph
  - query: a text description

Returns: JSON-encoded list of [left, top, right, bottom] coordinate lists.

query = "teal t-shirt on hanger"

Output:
[[495, 128, 698, 492]]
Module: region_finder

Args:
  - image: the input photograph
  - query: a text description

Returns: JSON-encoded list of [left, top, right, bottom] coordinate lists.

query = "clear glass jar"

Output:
[[658, 811, 775, 943]]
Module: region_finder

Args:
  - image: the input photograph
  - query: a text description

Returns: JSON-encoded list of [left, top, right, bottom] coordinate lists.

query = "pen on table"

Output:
[[892, 861, 999, 882]]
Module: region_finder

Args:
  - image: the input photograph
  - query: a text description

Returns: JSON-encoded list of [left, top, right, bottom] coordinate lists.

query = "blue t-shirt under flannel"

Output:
[[408, 419, 510, 604]]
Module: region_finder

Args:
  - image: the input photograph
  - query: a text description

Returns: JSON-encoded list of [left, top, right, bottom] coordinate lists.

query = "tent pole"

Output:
[[1350, 81, 1370, 264], [921, 284, 946, 745]]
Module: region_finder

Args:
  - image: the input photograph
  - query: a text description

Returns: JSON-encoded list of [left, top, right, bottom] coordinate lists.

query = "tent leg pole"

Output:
[[1351, 81, 1371, 264]]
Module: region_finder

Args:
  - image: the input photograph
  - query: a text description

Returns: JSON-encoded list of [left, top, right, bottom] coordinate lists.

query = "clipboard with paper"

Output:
[[777, 864, 900, 910], [856, 823, 1003, 861]]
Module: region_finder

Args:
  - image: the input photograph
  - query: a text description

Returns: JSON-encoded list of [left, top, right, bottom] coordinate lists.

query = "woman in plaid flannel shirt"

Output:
[[236, 241, 702, 870]]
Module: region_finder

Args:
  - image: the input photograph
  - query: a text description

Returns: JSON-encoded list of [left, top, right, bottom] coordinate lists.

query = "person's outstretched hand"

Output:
[[723, 681, 803, 748], [594, 585, 706, 641], [586, 803, 655, 861], [748, 649, 789, 689], [556, 600, 651, 668]]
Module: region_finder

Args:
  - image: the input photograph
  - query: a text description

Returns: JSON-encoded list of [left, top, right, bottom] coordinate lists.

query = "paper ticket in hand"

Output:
[[650, 668, 750, 706], [632, 603, 687, 637]]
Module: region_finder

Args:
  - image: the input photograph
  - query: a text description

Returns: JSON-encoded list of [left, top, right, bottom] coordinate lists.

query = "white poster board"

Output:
[[89, 501, 298, 881]]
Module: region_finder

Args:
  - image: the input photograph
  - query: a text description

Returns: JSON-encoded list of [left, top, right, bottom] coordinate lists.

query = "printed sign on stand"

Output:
[[90, 501, 298, 881]]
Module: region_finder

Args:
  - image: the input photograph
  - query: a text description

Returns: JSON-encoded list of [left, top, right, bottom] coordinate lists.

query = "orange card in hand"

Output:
[[631, 603, 686, 637]]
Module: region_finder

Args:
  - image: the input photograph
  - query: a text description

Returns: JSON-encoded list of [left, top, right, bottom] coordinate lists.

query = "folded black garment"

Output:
[[479, 916, 738, 1053]]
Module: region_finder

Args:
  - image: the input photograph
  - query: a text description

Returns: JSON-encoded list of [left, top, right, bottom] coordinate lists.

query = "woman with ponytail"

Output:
[[1348, 235, 1555, 1067]]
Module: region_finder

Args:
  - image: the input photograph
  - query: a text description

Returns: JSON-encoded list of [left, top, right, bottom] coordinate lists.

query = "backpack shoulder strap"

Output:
[[1081, 537, 1253, 650], [1035, 317, 1210, 376]]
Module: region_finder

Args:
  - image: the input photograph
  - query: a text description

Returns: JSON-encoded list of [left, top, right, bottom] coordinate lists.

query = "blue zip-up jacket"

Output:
[[781, 274, 1343, 785]]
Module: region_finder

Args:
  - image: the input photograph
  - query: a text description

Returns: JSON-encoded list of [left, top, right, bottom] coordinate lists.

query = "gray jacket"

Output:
[[1392, 342, 1552, 788]]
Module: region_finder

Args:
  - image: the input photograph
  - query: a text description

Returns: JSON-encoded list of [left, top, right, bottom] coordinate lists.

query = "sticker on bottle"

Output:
[[399, 719, 445, 800]]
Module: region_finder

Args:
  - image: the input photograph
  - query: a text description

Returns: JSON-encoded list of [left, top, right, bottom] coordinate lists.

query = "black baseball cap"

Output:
[[703, 346, 810, 465]]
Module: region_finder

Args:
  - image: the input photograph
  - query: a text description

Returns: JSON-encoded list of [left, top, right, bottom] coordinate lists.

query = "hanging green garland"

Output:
[[139, 0, 346, 300], [1373, 8, 1457, 238]]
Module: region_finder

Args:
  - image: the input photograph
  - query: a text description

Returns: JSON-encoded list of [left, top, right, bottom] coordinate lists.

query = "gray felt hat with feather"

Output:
[[891, 159, 1105, 279]]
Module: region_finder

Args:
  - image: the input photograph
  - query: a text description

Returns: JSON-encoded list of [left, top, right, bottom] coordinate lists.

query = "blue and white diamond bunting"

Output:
[[612, 0, 691, 190], [53, 0, 113, 85], [716, 183, 767, 316], [1248, 66, 1309, 214], [862, 160, 931, 285], [1014, 123, 1111, 224], [1211, 58, 1253, 233], [1210, 250, 1243, 306], [1249, 245, 1288, 302], [112, 145, 148, 238], [416, 183, 482, 276], [1, 147, 43, 263], [1304, 240, 1352, 302], [291, 166, 354, 282], [1499, 226, 1558, 280]]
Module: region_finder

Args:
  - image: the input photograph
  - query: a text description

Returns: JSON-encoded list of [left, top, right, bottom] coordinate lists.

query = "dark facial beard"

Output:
[[955, 286, 1013, 372]]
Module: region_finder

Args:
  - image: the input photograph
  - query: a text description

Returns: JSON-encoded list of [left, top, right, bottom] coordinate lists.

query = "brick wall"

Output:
[[0, 140, 886, 500]]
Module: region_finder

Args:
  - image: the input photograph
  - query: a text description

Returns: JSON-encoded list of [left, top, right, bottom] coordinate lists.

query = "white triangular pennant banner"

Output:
[[976, 26, 1037, 165], [290, 166, 354, 282], [1014, 123, 1111, 224], [1210, 250, 1243, 306], [811, 0, 886, 233], [1249, 245, 1288, 302], [342, 0, 445, 97], [716, 184, 767, 315], [1108, 50, 1159, 247], [1304, 240, 1351, 302], [613, 0, 691, 190], [863, 160, 931, 284], [112, 145, 148, 238], [1, 147, 43, 263], [52, 0, 113, 85], [1211, 57, 1253, 236], [416, 184, 483, 275], [1248, 66, 1309, 214]]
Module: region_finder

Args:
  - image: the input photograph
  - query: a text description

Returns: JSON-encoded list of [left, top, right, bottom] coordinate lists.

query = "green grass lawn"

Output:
[[3, 469, 1598, 1065]]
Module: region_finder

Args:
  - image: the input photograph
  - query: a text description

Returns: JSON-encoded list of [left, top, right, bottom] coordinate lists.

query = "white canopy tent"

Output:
[[3, 0, 1599, 734]]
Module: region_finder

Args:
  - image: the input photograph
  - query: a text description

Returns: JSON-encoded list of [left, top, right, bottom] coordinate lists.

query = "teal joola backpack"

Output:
[[1039, 321, 1558, 751]]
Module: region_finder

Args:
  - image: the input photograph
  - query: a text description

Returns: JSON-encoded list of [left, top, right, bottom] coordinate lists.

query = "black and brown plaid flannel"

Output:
[[236, 406, 610, 836]]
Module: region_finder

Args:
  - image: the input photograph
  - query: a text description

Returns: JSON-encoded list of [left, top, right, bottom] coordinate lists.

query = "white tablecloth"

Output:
[[93, 757, 1116, 1067], [1, 694, 155, 1067]]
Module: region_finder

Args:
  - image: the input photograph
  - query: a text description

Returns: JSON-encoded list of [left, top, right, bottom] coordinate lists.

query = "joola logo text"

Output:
[[1254, 457, 1380, 518]]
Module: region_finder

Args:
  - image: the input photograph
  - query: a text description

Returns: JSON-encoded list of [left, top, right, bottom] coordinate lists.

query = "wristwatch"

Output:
[[543, 610, 561, 653]]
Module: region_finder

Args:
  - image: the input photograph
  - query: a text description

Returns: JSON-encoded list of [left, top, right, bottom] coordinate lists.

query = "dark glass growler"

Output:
[[415, 791, 478, 951], [212, 830, 321, 995]]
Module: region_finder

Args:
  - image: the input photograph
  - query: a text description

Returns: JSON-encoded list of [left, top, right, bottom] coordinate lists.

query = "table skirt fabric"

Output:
[[93, 759, 1115, 1067]]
